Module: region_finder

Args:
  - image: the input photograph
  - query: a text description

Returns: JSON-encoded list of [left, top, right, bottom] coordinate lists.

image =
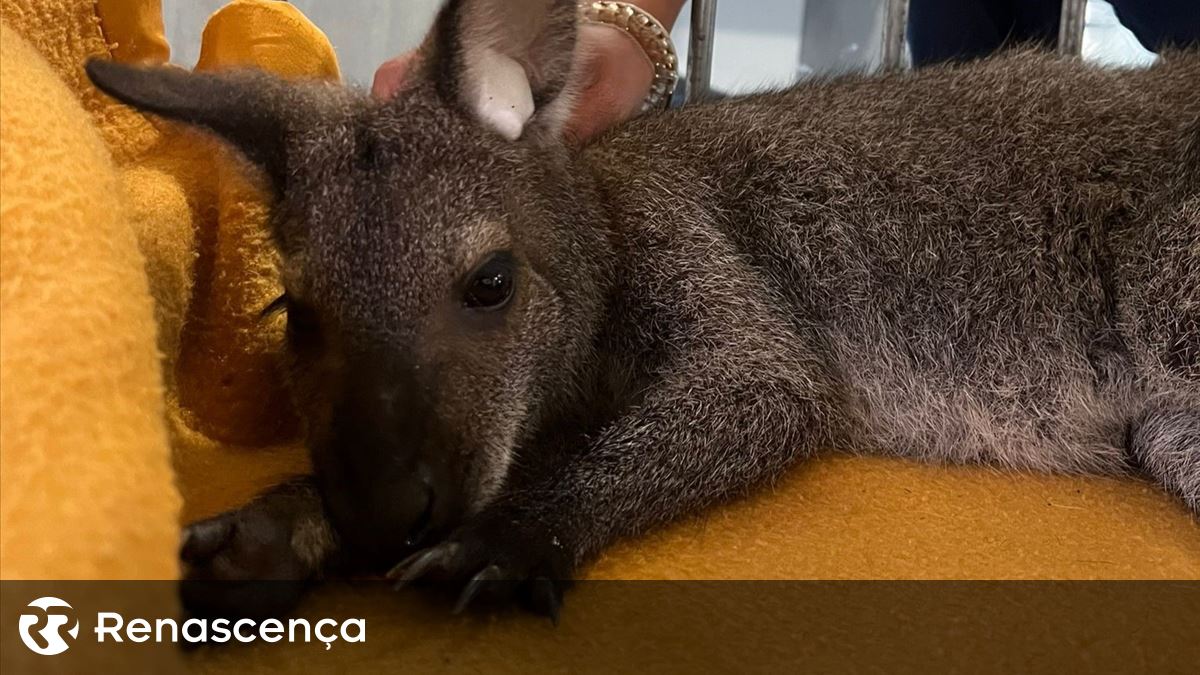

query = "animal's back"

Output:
[[590, 51, 1200, 475]]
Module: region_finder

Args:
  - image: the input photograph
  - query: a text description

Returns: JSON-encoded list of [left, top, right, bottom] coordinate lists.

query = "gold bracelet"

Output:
[[578, 1, 679, 112]]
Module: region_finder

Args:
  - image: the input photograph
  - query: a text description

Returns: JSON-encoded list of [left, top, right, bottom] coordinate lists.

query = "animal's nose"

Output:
[[314, 455, 434, 570], [402, 462, 436, 548], [310, 357, 471, 569], [313, 439, 409, 561], [394, 457, 465, 548]]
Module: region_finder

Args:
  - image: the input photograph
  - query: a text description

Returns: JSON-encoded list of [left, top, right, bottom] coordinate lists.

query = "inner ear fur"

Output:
[[430, 0, 581, 141]]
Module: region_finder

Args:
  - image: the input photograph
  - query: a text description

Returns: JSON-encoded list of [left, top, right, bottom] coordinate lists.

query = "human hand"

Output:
[[561, 22, 656, 144], [372, 51, 421, 100], [371, 22, 657, 145]]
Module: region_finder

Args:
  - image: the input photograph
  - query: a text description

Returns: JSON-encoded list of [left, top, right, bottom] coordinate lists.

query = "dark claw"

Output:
[[527, 576, 562, 626], [180, 517, 235, 564], [388, 549, 439, 589], [387, 548, 428, 580], [453, 564, 504, 615], [387, 542, 461, 589]]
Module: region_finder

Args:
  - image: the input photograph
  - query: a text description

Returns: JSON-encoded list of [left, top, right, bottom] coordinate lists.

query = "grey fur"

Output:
[[87, 0, 1198, 615]]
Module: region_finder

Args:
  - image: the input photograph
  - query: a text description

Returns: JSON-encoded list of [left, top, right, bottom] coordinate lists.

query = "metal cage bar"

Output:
[[685, 0, 1085, 99], [881, 0, 910, 70], [686, 0, 718, 101], [1057, 0, 1087, 57]]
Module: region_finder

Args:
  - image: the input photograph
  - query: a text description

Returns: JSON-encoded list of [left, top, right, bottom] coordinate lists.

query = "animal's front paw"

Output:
[[386, 512, 573, 622], [179, 487, 326, 619]]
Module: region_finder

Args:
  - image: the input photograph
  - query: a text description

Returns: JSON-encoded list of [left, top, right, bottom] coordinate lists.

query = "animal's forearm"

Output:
[[512, 359, 841, 565]]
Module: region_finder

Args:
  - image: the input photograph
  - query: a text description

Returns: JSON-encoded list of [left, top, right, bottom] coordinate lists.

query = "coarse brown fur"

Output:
[[87, 0, 1198, 619]]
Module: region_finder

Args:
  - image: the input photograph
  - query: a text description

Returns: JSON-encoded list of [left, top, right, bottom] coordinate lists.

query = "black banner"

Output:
[[2, 581, 1197, 673]]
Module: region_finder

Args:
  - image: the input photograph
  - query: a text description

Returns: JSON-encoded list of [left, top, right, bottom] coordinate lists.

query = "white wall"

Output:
[[164, 0, 1154, 92], [163, 0, 442, 84]]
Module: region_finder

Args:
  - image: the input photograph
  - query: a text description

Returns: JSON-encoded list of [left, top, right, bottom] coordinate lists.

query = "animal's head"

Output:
[[88, 0, 613, 568]]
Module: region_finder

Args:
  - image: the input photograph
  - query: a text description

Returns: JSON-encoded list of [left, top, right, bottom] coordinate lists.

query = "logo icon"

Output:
[[18, 597, 80, 656]]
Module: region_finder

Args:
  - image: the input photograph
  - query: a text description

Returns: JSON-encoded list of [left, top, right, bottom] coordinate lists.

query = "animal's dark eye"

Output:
[[286, 299, 321, 335], [263, 293, 320, 338], [463, 252, 515, 310]]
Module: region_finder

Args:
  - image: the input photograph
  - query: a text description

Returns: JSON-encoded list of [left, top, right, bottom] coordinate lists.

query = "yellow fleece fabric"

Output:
[[0, 21, 177, 579], [0, 0, 328, 579], [0, 0, 1196, 612]]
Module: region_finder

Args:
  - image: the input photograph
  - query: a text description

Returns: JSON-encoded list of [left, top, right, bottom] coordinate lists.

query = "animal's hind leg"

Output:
[[1129, 396, 1200, 513], [1120, 193, 1198, 512]]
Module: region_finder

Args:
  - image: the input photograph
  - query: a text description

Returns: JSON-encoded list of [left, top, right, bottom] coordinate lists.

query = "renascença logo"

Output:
[[18, 596, 80, 656], [14, 595, 366, 654]]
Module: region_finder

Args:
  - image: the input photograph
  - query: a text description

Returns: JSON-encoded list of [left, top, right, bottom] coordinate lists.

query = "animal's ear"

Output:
[[85, 59, 293, 192], [429, 0, 580, 141]]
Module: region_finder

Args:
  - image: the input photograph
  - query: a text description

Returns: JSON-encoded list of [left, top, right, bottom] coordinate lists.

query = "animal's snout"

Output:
[[311, 375, 464, 570]]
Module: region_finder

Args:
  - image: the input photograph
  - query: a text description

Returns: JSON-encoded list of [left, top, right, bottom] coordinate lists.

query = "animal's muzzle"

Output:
[[311, 367, 462, 570]]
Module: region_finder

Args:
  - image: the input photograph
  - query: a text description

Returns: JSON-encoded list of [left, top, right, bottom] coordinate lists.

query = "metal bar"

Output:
[[686, 0, 718, 101], [1057, 0, 1087, 57], [881, 0, 909, 71]]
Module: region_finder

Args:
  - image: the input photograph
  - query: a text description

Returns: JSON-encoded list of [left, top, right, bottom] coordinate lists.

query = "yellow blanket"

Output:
[[2, 0, 1196, 594]]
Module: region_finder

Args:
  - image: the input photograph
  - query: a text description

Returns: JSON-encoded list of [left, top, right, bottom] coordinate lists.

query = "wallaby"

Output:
[[87, 0, 1198, 620]]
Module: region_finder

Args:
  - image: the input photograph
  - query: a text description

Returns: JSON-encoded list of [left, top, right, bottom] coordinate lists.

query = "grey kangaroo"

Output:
[[87, 0, 1198, 620]]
